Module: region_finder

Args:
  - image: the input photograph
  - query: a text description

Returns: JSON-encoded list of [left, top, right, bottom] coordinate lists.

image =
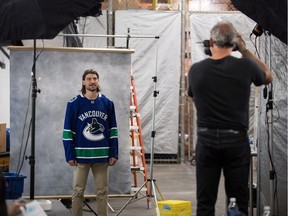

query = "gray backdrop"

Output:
[[9, 47, 133, 196]]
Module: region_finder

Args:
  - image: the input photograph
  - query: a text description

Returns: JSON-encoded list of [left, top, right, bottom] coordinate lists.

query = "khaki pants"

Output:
[[72, 163, 109, 216]]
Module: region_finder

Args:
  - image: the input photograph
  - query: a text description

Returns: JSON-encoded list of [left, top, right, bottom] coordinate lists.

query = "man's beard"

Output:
[[86, 86, 97, 92]]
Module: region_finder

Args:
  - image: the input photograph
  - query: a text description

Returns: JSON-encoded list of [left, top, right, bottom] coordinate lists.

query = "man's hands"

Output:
[[109, 157, 117, 166], [8, 200, 26, 216], [235, 33, 247, 53], [68, 160, 78, 166]]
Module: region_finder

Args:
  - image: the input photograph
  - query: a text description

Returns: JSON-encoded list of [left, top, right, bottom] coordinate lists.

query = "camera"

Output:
[[201, 40, 238, 56]]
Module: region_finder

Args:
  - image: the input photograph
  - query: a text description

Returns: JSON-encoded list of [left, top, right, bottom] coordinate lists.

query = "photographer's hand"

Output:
[[8, 200, 26, 216], [236, 34, 246, 52]]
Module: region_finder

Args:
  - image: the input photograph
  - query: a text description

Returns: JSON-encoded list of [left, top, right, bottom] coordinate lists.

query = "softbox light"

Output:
[[231, 0, 287, 44], [0, 0, 103, 41]]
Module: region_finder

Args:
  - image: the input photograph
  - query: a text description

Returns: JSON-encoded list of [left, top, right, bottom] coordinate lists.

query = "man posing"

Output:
[[188, 21, 272, 216], [63, 69, 118, 216]]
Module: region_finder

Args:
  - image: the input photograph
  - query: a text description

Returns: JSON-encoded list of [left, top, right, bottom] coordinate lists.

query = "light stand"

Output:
[[115, 42, 164, 216], [264, 32, 277, 216], [27, 39, 41, 200], [267, 84, 276, 215], [147, 75, 163, 215], [22, 39, 41, 200]]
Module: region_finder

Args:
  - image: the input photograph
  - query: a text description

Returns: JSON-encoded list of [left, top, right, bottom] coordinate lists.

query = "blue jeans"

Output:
[[196, 129, 250, 216]]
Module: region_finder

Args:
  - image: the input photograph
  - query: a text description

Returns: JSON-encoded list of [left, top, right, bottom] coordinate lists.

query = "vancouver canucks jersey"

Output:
[[63, 93, 118, 163]]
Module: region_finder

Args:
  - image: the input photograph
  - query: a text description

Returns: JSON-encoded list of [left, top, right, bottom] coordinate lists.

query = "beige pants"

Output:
[[72, 163, 108, 216]]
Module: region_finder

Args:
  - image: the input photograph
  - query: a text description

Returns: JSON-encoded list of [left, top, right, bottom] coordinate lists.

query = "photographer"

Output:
[[188, 21, 272, 216]]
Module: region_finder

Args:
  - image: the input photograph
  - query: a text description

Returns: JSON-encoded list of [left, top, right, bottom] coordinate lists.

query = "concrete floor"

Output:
[[82, 163, 227, 216]]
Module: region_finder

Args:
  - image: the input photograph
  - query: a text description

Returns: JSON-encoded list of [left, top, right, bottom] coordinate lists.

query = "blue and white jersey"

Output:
[[63, 93, 118, 163]]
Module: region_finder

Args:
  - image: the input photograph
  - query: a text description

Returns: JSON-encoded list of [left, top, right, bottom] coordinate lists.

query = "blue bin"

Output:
[[3, 172, 27, 199]]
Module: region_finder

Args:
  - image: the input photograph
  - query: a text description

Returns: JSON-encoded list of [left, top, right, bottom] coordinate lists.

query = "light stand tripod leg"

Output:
[[83, 200, 97, 216], [152, 179, 165, 201], [115, 180, 150, 216], [149, 179, 160, 216], [107, 201, 115, 212], [147, 179, 165, 216], [83, 200, 114, 215]]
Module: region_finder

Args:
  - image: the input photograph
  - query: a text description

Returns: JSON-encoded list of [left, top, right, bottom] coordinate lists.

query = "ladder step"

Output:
[[131, 187, 147, 192], [130, 112, 140, 117], [130, 125, 139, 130], [130, 73, 148, 195], [131, 166, 144, 171], [130, 146, 142, 150], [130, 105, 136, 110]]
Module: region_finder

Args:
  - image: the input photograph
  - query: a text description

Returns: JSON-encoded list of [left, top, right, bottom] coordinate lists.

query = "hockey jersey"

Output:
[[62, 93, 118, 163]]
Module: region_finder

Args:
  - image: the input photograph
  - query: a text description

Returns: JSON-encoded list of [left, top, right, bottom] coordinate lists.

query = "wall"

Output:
[[0, 48, 10, 128]]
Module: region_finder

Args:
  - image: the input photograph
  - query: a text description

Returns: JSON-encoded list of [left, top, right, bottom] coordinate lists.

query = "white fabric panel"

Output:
[[115, 10, 181, 154], [77, 11, 108, 48], [190, 12, 256, 66]]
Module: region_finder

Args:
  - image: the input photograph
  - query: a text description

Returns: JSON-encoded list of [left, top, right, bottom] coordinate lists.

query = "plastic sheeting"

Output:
[[115, 10, 181, 154], [76, 11, 108, 48], [257, 35, 287, 215]]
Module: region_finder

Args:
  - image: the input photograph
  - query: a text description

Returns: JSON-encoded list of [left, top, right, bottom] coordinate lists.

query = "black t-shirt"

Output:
[[188, 55, 266, 131]]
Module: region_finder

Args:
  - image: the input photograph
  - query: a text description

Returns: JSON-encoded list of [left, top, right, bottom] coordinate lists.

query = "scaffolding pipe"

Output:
[[179, 0, 186, 163], [57, 33, 159, 39], [152, 0, 157, 10], [107, 0, 113, 47], [152, 0, 173, 10]]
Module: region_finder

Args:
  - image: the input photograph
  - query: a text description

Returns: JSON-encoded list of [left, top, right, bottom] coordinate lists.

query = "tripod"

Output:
[[116, 63, 164, 216]]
